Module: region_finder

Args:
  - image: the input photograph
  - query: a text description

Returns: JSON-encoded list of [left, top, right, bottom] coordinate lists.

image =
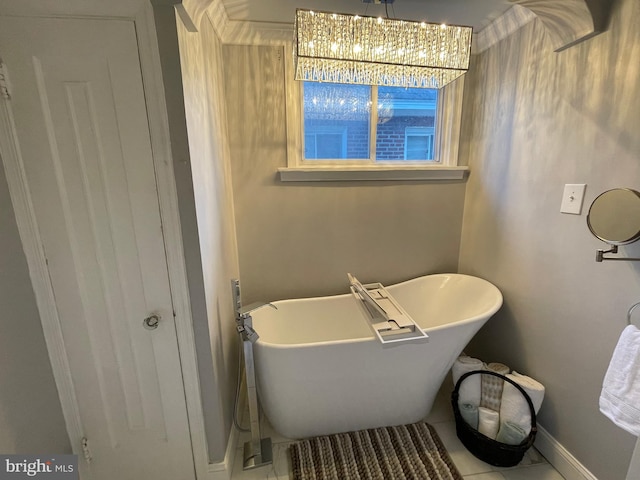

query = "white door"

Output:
[[0, 16, 195, 480]]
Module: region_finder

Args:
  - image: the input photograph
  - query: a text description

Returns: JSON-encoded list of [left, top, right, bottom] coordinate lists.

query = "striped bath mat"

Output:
[[289, 422, 462, 480]]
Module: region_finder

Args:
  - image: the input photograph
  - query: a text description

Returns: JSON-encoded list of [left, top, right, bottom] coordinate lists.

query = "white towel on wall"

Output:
[[452, 356, 485, 407], [599, 325, 640, 436], [499, 372, 545, 435]]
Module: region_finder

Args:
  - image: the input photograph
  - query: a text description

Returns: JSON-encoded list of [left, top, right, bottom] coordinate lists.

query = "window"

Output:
[[282, 53, 467, 181], [375, 86, 437, 162], [304, 126, 348, 159], [302, 82, 437, 163], [303, 83, 370, 160], [404, 127, 435, 160]]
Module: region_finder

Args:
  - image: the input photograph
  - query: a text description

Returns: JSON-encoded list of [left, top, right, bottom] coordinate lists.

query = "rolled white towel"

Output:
[[478, 406, 500, 439], [458, 403, 479, 429], [452, 356, 485, 407], [481, 362, 510, 411], [496, 421, 528, 445], [511, 372, 545, 413], [499, 372, 545, 435]]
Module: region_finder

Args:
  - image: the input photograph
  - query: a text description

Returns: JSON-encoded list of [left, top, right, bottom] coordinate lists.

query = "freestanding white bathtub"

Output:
[[251, 273, 502, 439]]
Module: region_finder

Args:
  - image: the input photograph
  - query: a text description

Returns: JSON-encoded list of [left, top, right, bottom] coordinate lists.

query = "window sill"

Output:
[[278, 166, 469, 182]]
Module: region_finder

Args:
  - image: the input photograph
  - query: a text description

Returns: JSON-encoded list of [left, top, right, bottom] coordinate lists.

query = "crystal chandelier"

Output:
[[294, 8, 473, 89]]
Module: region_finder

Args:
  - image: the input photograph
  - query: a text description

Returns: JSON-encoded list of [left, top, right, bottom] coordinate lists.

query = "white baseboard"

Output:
[[535, 425, 598, 480]]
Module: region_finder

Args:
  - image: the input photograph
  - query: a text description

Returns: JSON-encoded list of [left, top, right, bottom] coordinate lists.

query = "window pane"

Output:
[[303, 82, 370, 160], [304, 134, 316, 158], [405, 127, 435, 160], [376, 87, 438, 161], [406, 135, 429, 160]]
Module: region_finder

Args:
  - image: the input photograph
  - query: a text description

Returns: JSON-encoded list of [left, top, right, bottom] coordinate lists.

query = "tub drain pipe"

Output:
[[232, 279, 273, 470]]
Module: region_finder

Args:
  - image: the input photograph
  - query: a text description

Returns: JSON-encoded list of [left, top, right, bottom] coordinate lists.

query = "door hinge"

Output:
[[0, 59, 11, 100], [81, 437, 93, 464]]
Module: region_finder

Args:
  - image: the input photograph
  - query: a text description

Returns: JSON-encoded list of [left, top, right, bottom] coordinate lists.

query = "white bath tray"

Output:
[[348, 274, 429, 345]]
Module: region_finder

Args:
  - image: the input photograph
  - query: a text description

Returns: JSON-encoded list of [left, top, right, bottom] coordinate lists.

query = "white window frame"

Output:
[[281, 44, 468, 182]]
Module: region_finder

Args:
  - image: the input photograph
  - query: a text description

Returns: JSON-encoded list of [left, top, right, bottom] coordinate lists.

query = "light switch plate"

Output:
[[560, 184, 586, 214]]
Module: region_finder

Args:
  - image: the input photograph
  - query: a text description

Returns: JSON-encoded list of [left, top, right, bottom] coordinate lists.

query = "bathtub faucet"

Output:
[[238, 301, 278, 319], [235, 303, 277, 344], [230, 279, 274, 470], [232, 279, 277, 343]]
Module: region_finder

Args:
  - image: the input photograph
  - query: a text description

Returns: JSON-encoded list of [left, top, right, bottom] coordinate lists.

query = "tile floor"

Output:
[[231, 384, 565, 480]]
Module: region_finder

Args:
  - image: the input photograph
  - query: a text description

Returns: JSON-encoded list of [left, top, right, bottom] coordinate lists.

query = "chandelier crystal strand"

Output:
[[294, 9, 472, 89]]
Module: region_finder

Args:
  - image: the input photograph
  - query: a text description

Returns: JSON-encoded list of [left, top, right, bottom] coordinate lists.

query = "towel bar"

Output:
[[628, 302, 640, 326]]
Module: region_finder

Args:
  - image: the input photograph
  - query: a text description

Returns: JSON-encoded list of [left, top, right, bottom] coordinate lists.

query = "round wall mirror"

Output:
[[587, 188, 640, 245]]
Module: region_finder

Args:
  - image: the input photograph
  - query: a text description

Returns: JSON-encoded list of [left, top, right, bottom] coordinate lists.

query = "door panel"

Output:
[[0, 16, 194, 479]]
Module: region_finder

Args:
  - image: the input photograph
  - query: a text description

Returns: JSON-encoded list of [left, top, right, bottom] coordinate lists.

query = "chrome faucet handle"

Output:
[[231, 278, 276, 330], [237, 324, 260, 343]]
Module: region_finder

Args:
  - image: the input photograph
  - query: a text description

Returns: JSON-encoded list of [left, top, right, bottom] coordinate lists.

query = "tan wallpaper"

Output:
[[177, 12, 240, 463], [459, 0, 640, 478], [223, 44, 466, 304]]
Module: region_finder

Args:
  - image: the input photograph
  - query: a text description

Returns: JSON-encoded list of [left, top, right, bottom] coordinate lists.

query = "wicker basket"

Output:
[[451, 370, 537, 467]]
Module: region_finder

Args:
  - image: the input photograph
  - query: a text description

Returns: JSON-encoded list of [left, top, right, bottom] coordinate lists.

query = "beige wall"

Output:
[[459, 1, 640, 478], [176, 11, 241, 463], [223, 44, 466, 304], [0, 162, 70, 454]]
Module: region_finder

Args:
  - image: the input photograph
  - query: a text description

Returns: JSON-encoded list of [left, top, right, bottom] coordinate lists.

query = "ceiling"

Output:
[[220, 0, 514, 32]]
